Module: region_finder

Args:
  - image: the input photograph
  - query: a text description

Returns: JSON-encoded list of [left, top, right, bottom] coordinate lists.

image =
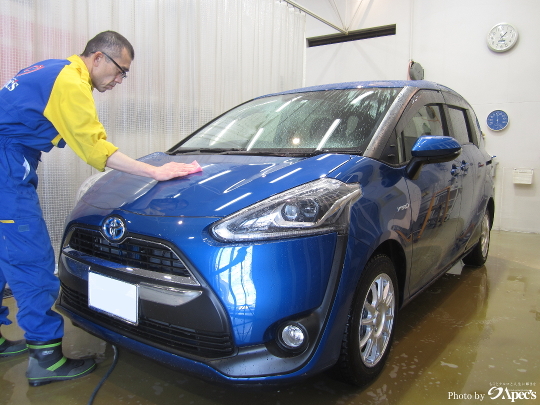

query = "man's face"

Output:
[[91, 48, 132, 93]]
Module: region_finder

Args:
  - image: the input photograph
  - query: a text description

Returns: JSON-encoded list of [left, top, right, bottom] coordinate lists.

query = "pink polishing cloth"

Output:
[[187, 160, 203, 174]]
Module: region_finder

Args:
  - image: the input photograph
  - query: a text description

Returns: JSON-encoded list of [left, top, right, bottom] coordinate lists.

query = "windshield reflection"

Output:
[[177, 88, 400, 154]]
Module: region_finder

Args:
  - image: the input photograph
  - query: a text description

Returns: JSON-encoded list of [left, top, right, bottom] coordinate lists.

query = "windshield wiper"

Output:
[[231, 150, 331, 157], [169, 148, 361, 157], [169, 148, 245, 155]]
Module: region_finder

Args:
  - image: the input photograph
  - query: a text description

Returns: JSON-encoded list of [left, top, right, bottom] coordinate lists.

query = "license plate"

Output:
[[88, 272, 138, 324]]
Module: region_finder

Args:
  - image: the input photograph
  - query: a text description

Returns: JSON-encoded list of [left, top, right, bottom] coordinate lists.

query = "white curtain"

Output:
[[0, 0, 306, 258]]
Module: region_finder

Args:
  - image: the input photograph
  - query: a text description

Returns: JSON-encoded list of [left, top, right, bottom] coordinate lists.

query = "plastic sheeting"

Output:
[[0, 0, 305, 258]]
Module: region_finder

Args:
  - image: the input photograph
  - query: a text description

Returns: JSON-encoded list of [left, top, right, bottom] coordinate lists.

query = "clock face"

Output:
[[486, 110, 509, 131], [487, 23, 518, 52]]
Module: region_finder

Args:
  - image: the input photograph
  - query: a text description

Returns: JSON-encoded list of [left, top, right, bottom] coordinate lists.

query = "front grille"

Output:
[[60, 283, 234, 358], [67, 228, 191, 278]]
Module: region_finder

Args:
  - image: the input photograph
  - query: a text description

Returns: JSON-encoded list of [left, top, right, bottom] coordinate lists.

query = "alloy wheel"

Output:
[[359, 273, 395, 367], [480, 213, 490, 259]]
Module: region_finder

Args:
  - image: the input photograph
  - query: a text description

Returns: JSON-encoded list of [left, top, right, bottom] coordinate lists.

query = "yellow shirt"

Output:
[[43, 55, 118, 171]]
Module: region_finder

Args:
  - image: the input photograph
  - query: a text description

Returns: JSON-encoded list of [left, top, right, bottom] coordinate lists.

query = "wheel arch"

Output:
[[372, 239, 407, 308], [487, 197, 495, 228]]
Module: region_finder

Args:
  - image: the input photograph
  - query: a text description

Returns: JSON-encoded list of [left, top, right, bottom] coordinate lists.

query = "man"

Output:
[[0, 31, 197, 386]]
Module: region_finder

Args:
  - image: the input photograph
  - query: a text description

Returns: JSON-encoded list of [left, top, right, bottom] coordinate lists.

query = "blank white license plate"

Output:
[[88, 272, 138, 324]]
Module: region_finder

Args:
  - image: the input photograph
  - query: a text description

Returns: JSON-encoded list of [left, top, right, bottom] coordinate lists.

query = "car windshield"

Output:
[[173, 88, 401, 154]]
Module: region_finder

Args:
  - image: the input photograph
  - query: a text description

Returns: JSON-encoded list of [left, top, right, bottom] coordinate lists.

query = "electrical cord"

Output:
[[87, 344, 119, 405]]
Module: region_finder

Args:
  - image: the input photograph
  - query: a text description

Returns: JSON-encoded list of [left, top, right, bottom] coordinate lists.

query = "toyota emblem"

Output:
[[102, 216, 126, 242]]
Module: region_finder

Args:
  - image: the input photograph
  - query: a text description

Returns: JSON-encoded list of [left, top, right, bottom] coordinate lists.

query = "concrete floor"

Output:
[[1, 230, 539, 405]]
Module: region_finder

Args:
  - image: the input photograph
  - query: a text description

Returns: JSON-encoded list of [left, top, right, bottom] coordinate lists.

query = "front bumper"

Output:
[[57, 214, 349, 383], [56, 307, 319, 385]]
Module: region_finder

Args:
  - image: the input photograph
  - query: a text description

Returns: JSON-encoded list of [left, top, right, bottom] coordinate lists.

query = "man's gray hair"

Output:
[[81, 31, 134, 60]]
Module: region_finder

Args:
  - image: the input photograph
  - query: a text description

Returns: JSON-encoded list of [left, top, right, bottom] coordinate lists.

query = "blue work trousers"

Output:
[[0, 138, 63, 341]]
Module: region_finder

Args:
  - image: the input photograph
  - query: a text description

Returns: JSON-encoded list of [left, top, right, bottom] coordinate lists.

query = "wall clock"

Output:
[[486, 110, 509, 131], [487, 23, 518, 52]]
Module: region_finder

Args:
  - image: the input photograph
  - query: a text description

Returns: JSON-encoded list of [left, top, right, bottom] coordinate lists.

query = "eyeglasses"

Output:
[[100, 51, 127, 79]]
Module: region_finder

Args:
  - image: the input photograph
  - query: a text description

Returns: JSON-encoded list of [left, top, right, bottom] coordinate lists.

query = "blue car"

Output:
[[57, 80, 494, 387]]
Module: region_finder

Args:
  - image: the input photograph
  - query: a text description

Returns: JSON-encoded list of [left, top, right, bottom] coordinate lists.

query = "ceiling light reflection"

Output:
[[351, 91, 374, 105], [246, 128, 264, 151], [316, 119, 341, 150], [269, 168, 302, 184], [210, 120, 237, 146], [276, 96, 302, 112], [199, 170, 232, 184], [215, 193, 252, 211]]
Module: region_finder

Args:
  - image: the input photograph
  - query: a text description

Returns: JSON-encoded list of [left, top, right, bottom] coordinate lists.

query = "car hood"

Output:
[[80, 152, 352, 217]]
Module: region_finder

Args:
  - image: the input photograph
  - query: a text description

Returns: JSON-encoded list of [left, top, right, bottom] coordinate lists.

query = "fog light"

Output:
[[280, 324, 306, 349]]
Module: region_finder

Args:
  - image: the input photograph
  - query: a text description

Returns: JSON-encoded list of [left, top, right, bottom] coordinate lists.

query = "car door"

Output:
[[396, 90, 464, 296], [442, 93, 491, 255]]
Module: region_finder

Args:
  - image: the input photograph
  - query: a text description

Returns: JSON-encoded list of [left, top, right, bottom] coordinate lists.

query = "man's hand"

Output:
[[151, 161, 201, 181], [106, 151, 202, 181]]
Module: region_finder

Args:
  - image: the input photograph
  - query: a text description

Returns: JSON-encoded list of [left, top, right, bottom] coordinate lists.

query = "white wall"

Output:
[[297, 0, 540, 233]]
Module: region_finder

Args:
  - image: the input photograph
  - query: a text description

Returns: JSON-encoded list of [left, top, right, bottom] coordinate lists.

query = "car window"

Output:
[[176, 88, 401, 154], [400, 104, 444, 161], [447, 106, 472, 145], [468, 108, 484, 147]]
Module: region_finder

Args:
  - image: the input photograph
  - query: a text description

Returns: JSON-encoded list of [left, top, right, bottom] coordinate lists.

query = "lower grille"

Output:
[[60, 283, 234, 359]]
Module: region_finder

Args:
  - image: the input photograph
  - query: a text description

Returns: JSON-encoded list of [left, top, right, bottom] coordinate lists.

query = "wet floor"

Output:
[[1, 230, 539, 405]]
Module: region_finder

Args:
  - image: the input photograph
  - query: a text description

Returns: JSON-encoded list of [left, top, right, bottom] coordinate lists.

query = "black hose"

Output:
[[87, 344, 119, 405]]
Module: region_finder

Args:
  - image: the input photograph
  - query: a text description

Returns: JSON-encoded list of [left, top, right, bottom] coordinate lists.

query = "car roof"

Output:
[[258, 80, 450, 98]]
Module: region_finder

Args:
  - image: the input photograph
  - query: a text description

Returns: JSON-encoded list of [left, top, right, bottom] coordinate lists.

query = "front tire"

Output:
[[334, 254, 398, 386]]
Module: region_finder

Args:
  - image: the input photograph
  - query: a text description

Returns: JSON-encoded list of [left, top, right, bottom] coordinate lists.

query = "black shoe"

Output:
[[0, 336, 28, 358], [26, 338, 96, 387]]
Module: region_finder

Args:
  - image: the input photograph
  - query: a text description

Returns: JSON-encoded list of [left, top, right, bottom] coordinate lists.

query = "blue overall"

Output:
[[0, 138, 63, 341], [0, 56, 116, 342]]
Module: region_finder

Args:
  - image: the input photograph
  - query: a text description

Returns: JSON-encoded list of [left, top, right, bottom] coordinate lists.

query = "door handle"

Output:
[[460, 160, 469, 174]]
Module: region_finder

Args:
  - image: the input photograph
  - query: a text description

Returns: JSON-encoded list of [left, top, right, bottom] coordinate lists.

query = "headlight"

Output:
[[74, 170, 109, 204], [211, 178, 361, 242]]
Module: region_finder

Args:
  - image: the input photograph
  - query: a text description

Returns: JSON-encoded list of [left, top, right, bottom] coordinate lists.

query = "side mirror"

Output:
[[406, 136, 461, 180]]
